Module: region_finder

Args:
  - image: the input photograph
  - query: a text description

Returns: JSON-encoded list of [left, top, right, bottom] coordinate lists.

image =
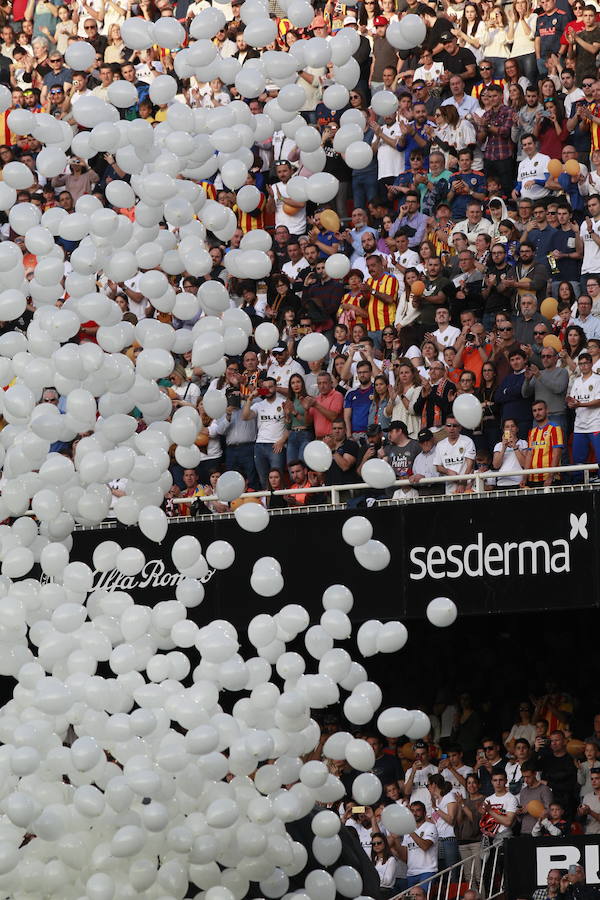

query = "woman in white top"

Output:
[[168, 365, 202, 409], [511, 0, 538, 85], [453, 3, 487, 62], [503, 700, 537, 753], [371, 833, 399, 898], [492, 418, 528, 488], [428, 774, 460, 871], [481, 8, 513, 78], [386, 358, 422, 439]]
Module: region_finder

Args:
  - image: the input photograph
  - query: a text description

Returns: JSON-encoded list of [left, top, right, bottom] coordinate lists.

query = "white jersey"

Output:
[[571, 373, 600, 433], [267, 358, 305, 389], [434, 435, 476, 494], [517, 153, 550, 200], [273, 181, 306, 236], [580, 216, 600, 275], [432, 325, 461, 359], [401, 822, 438, 876], [252, 398, 287, 443], [374, 123, 403, 180]]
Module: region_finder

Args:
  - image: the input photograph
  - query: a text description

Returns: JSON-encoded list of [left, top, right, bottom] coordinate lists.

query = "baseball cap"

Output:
[[418, 428, 434, 442], [311, 14, 327, 28], [374, 15, 388, 25], [366, 423, 383, 436], [343, 15, 358, 25], [389, 420, 408, 433], [413, 739, 427, 749], [440, 32, 454, 42], [272, 347, 286, 354]]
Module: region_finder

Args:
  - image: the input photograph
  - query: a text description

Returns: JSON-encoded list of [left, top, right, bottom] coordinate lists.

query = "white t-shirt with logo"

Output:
[[483, 790, 518, 835], [517, 153, 550, 200], [267, 358, 305, 389], [252, 398, 286, 444], [433, 324, 461, 360], [402, 822, 438, 876], [571, 373, 600, 433], [433, 435, 476, 494], [492, 439, 528, 486], [581, 216, 600, 275]]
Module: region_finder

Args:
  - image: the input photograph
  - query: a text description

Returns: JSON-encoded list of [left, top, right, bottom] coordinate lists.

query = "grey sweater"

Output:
[[522, 367, 569, 416]]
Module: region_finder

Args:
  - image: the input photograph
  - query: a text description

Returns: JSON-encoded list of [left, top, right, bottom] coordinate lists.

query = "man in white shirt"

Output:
[[480, 772, 518, 839], [281, 240, 306, 284], [397, 801, 438, 888], [402, 741, 439, 813], [439, 745, 473, 798], [580, 194, 600, 290], [410, 429, 440, 496], [434, 415, 476, 494], [389, 230, 419, 290], [568, 352, 600, 476], [242, 377, 288, 487], [560, 68, 584, 118], [268, 161, 306, 236], [267, 347, 305, 395], [450, 202, 495, 250], [441, 75, 483, 119], [513, 134, 550, 201], [372, 113, 403, 185], [570, 294, 600, 339], [429, 307, 461, 360]]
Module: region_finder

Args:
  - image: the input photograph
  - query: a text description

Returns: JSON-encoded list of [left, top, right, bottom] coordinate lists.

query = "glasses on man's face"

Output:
[[447, 423, 460, 428], [540, 353, 554, 359], [584, 81, 595, 87], [480, 65, 492, 71], [483, 744, 495, 751], [547, 210, 558, 216], [534, 330, 547, 336], [84, 24, 97, 29]]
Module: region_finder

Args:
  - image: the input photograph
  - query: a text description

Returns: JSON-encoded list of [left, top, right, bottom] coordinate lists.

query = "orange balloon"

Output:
[[400, 741, 416, 762], [319, 209, 340, 232], [547, 158, 563, 177], [543, 334, 562, 352], [411, 280, 425, 296], [540, 297, 558, 319], [283, 202, 298, 217], [567, 739, 586, 758], [526, 799, 546, 819], [565, 158, 581, 177]]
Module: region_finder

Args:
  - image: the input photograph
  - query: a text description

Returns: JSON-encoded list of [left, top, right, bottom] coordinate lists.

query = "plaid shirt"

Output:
[[482, 105, 514, 161]]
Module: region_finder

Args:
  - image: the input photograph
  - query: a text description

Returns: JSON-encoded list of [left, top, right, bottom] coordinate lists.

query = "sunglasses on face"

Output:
[[498, 326, 513, 332]]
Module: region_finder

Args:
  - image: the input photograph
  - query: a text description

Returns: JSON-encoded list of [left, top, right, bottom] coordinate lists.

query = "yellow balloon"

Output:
[[565, 158, 580, 177], [540, 297, 558, 319], [543, 334, 562, 352], [319, 209, 340, 232], [547, 158, 563, 177]]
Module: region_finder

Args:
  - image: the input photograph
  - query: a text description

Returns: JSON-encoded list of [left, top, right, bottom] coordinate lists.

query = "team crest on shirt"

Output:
[[459, 446, 464, 453]]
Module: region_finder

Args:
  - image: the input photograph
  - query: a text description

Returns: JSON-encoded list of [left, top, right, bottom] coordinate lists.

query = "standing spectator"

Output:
[[434, 413, 476, 493], [364, 254, 399, 349], [242, 378, 288, 488], [268, 161, 306, 237], [344, 360, 374, 441], [371, 833, 398, 898], [577, 743, 600, 799], [428, 774, 460, 873], [522, 346, 570, 437], [580, 195, 600, 293], [475, 739, 506, 797], [305, 371, 344, 439], [494, 347, 533, 439], [455, 774, 485, 888], [567, 351, 600, 476], [369, 17, 397, 93], [479, 771, 518, 839], [477, 84, 515, 198], [396, 801, 438, 889], [518, 761, 555, 835], [534, 730, 579, 817], [534, 0, 568, 78], [323, 418, 360, 485]]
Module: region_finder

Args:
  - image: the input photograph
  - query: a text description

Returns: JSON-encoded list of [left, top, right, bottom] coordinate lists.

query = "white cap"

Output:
[[343, 15, 358, 25]]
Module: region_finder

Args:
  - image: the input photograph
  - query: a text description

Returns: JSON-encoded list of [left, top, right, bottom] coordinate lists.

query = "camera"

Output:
[[226, 389, 241, 408]]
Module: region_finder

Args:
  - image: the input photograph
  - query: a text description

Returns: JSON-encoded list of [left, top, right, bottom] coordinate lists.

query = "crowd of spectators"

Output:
[[308, 692, 600, 899], [3, 0, 600, 512]]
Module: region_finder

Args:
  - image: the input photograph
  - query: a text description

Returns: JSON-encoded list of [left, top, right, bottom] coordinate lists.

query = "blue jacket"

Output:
[[495, 371, 532, 422]]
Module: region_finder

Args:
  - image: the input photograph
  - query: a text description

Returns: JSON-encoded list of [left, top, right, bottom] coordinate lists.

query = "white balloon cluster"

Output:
[[0, 9, 451, 897]]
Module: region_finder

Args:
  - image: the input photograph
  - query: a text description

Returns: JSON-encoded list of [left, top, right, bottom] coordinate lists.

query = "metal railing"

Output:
[[393, 838, 505, 900], [172, 463, 598, 509]]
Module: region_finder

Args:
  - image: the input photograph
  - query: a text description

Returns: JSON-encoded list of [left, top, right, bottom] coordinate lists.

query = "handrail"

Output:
[[172, 463, 598, 507], [390, 836, 505, 900]]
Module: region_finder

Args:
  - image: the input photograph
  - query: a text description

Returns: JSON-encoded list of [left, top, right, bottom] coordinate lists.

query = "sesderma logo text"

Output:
[[408, 513, 588, 581]]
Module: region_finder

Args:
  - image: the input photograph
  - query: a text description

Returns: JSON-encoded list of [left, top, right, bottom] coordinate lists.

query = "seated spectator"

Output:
[[578, 766, 600, 834]]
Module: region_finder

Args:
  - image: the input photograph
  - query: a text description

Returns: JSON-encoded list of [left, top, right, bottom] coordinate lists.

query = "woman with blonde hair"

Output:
[[510, 0, 537, 85], [385, 358, 422, 438]]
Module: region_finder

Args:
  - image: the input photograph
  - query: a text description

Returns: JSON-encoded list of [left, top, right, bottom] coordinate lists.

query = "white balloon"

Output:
[[65, 40, 95, 70], [297, 332, 329, 362], [345, 141, 373, 170], [325, 253, 351, 280], [377, 707, 415, 737], [254, 321, 280, 351], [361, 458, 396, 489], [341, 516, 372, 547], [380, 804, 417, 836], [303, 440, 332, 473], [426, 596, 458, 627], [452, 393, 483, 430]]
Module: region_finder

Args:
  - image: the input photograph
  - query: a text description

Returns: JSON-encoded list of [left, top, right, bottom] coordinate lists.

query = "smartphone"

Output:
[[569, 866, 578, 875], [352, 806, 366, 814]]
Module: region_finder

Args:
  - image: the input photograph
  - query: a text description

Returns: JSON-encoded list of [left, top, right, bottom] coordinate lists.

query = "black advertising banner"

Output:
[[505, 835, 600, 899], [68, 490, 598, 628]]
